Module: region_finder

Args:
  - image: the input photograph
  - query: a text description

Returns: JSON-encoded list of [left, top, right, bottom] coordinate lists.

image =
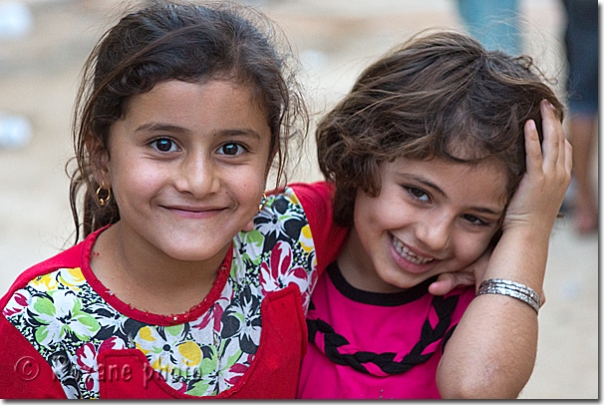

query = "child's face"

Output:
[[350, 156, 508, 292], [100, 79, 272, 264]]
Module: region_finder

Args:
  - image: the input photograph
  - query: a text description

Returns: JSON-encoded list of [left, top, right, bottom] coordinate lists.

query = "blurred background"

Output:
[[0, 0, 598, 399]]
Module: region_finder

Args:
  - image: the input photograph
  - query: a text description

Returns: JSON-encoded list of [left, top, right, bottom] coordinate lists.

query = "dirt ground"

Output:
[[0, 0, 598, 399]]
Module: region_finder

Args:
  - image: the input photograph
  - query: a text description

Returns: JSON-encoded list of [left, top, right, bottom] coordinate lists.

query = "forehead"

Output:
[[121, 79, 269, 130]]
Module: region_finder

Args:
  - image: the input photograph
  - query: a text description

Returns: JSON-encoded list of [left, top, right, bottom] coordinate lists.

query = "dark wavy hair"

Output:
[[317, 30, 564, 227], [68, 0, 307, 242]]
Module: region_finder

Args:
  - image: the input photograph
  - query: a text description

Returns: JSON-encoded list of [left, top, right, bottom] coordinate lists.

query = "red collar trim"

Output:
[[80, 225, 233, 326]]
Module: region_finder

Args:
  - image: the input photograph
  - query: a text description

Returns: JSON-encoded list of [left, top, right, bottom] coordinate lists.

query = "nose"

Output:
[[414, 211, 452, 253], [175, 151, 220, 198]]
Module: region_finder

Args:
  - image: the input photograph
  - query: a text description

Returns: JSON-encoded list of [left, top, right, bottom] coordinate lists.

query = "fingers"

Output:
[[428, 277, 454, 296], [526, 100, 569, 182], [523, 119, 543, 174], [429, 272, 476, 296], [539, 99, 573, 191], [539, 99, 564, 169], [565, 138, 573, 177]]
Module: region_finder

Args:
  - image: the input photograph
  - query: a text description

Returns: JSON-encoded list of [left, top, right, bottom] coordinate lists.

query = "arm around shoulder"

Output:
[[437, 103, 572, 399], [290, 181, 349, 273]]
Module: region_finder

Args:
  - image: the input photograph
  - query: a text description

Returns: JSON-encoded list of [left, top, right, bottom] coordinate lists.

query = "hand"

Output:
[[429, 249, 490, 295], [502, 100, 572, 235]]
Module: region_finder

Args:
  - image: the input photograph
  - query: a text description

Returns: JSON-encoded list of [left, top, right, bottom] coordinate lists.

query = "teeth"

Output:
[[392, 237, 434, 265]]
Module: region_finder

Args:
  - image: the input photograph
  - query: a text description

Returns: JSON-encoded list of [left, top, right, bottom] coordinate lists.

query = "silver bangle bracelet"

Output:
[[477, 278, 541, 314]]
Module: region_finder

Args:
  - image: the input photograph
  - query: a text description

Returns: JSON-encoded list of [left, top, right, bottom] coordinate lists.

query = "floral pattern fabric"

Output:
[[3, 187, 316, 399]]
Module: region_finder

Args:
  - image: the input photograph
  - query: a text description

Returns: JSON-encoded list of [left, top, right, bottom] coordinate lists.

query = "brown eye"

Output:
[[462, 214, 488, 226], [151, 138, 177, 152], [405, 186, 429, 202], [218, 143, 245, 156]]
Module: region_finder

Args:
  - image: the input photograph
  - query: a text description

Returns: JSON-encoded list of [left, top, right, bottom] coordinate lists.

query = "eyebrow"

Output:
[[409, 174, 505, 216], [134, 123, 263, 140]]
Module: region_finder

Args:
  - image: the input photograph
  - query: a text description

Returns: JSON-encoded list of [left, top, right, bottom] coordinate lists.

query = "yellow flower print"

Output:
[[58, 268, 86, 290], [30, 272, 59, 292], [136, 326, 157, 355], [299, 224, 315, 254], [177, 341, 202, 368], [134, 324, 203, 383], [289, 192, 300, 205]]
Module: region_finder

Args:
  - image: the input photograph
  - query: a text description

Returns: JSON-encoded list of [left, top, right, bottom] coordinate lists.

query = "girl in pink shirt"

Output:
[[298, 31, 572, 399]]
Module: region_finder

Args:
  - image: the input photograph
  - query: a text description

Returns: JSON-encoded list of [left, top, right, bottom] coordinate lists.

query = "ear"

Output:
[[87, 136, 111, 187]]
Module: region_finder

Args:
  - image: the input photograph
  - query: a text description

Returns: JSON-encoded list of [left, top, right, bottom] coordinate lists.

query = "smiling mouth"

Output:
[[162, 205, 226, 217], [392, 236, 434, 265]]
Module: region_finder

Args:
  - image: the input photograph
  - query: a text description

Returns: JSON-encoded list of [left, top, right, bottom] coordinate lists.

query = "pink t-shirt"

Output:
[[297, 262, 475, 399]]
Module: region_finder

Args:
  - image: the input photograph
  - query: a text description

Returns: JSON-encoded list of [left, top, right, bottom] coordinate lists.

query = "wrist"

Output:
[[483, 228, 549, 293], [500, 222, 552, 246], [477, 279, 541, 314], [502, 214, 557, 239]]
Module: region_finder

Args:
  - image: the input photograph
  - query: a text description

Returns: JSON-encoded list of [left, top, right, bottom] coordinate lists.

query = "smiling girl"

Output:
[[297, 31, 572, 399], [0, 1, 349, 398]]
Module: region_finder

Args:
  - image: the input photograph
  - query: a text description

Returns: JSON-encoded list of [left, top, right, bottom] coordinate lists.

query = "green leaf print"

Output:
[[70, 312, 100, 341], [230, 260, 240, 278], [245, 230, 264, 248], [223, 346, 243, 369], [188, 378, 211, 396], [165, 324, 185, 337], [32, 296, 56, 318], [34, 324, 63, 346], [200, 346, 218, 375], [185, 347, 219, 395]]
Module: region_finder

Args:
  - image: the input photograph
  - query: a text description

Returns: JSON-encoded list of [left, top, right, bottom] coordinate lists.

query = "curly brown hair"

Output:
[[68, 0, 307, 242], [317, 30, 564, 227]]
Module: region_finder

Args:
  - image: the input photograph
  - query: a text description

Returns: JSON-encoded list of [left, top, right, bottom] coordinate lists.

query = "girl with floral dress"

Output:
[[0, 0, 350, 398]]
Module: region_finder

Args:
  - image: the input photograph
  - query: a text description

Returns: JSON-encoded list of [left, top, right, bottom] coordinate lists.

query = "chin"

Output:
[[161, 245, 219, 263], [383, 271, 432, 291]]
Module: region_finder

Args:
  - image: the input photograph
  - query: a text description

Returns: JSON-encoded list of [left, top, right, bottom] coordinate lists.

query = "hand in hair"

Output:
[[503, 100, 572, 238]]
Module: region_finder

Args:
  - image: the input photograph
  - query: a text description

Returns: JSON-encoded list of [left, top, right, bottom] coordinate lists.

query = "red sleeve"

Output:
[[289, 182, 349, 276], [0, 241, 85, 399], [0, 241, 84, 310], [0, 316, 67, 398]]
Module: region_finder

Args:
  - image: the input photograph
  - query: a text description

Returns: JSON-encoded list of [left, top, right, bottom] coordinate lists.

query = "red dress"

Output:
[[0, 182, 348, 399]]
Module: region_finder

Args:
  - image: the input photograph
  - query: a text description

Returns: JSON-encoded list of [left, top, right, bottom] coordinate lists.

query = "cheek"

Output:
[[355, 189, 409, 231], [109, 159, 163, 201], [353, 193, 377, 232], [231, 167, 268, 207]]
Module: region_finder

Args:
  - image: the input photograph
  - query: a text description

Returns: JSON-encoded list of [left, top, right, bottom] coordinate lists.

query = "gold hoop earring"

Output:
[[258, 193, 267, 212], [96, 185, 111, 207]]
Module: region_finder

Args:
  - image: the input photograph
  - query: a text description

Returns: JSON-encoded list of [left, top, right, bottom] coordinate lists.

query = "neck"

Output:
[[90, 223, 228, 315]]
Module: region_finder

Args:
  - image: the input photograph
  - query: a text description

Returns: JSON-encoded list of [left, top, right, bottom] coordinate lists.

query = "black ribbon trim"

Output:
[[307, 294, 460, 375]]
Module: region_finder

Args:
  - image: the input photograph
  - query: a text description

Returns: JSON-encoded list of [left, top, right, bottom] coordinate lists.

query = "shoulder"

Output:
[[263, 181, 333, 211], [286, 181, 334, 211], [1, 243, 84, 305], [0, 228, 103, 309]]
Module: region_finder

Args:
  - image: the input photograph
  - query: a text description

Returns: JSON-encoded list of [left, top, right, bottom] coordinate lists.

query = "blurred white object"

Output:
[[300, 49, 328, 72], [0, 1, 33, 40], [0, 113, 32, 150]]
